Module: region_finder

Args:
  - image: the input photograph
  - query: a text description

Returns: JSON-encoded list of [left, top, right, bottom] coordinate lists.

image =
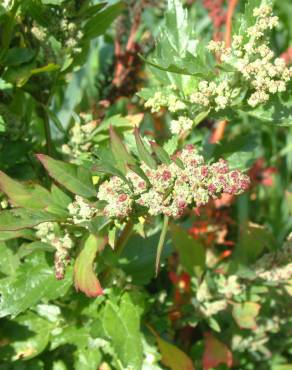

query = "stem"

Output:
[[115, 220, 134, 257], [225, 0, 238, 48], [39, 105, 53, 156], [155, 215, 169, 276]]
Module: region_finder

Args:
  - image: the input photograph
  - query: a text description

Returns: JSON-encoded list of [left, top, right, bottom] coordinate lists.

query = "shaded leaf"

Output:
[[170, 223, 205, 277]]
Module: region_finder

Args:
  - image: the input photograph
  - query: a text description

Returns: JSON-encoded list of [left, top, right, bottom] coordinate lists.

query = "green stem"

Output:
[[39, 105, 53, 156], [155, 215, 169, 276], [115, 220, 134, 257]]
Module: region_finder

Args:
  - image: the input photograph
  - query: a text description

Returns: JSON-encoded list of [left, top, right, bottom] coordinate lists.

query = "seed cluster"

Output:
[[35, 222, 73, 279], [195, 5, 292, 108], [68, 195, 96, 224], [97, 145, 250, 220]]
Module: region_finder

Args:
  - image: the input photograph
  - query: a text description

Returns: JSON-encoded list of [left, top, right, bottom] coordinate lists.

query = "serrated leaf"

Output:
[[97, 293, 143, 370], [74, 234, 105, 297], [0, 252, 72, 318], [134, 128, 157, 169], [37, 154, 96, 198], [170, 224, 205, 277], [109, 126, 135, 174], [232, 302, 261, 329]]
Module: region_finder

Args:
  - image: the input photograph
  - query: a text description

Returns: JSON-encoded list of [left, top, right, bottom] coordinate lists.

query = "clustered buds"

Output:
[[62, 114, 97, 160], [35, 222, 73, 279], [97, 145, 250, 220], [202, 4, 292, 108], [68, 195, 96, 224], [144, 90, 186, 113]]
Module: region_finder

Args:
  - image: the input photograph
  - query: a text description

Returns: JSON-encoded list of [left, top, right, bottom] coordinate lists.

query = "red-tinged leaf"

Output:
[[109, 125, 135, 174], [203, 333, 233, 370], [232, 302, 261, 329], [150, 328, 195, 370], [0, 170, 51, 210], [37, 154, 96, 198], [74, 234, 105, 297]]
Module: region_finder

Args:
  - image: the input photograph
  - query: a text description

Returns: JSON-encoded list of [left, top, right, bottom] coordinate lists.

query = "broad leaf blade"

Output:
[[37, 154, 96, 198], [74, 234, 105, 297]]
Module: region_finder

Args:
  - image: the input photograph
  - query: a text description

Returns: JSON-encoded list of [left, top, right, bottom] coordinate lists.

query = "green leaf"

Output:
[[37, 154, 96, 198], [0, 252, 72, 318], [96, 293, 143, 370], [109, 126, 135, 174], [170, 223, 205, 277], [232, 302, 261, 329], [0, 208, 61, 231], [146, 0, 212, 78], [0, 312, 53, 361], [3, 48, 35, 66], [234, 223, 276, 264], [150, 141, 172, 165], [0, 170, 52, 209], [0, 229, 35, 242], [0, 242, 19, 276], [83, 1, 126, 40], [74, 234, 105, 297], [134, 128, 157, 169], [119, 232, 173, 285]]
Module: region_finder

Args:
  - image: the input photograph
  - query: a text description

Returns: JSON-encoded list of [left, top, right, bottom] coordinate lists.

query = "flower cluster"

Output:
[[35, 222, 73, 279], [144, 90, 186, 113], [200, 4, 292, 108], [60, 14, 84, 54], [62, 114, 97, 161], [97, 144, 250, 220], [190, 79, 235, 111], [68, 195, 96, 225], [170, 116, 193, 135]]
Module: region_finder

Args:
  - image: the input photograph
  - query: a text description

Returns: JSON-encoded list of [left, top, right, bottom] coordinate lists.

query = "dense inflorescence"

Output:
[[192, 5, 292, 109], [35, 222, 73, 279], [97, 144, 250, 220], [143, 4, 292, 135]]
